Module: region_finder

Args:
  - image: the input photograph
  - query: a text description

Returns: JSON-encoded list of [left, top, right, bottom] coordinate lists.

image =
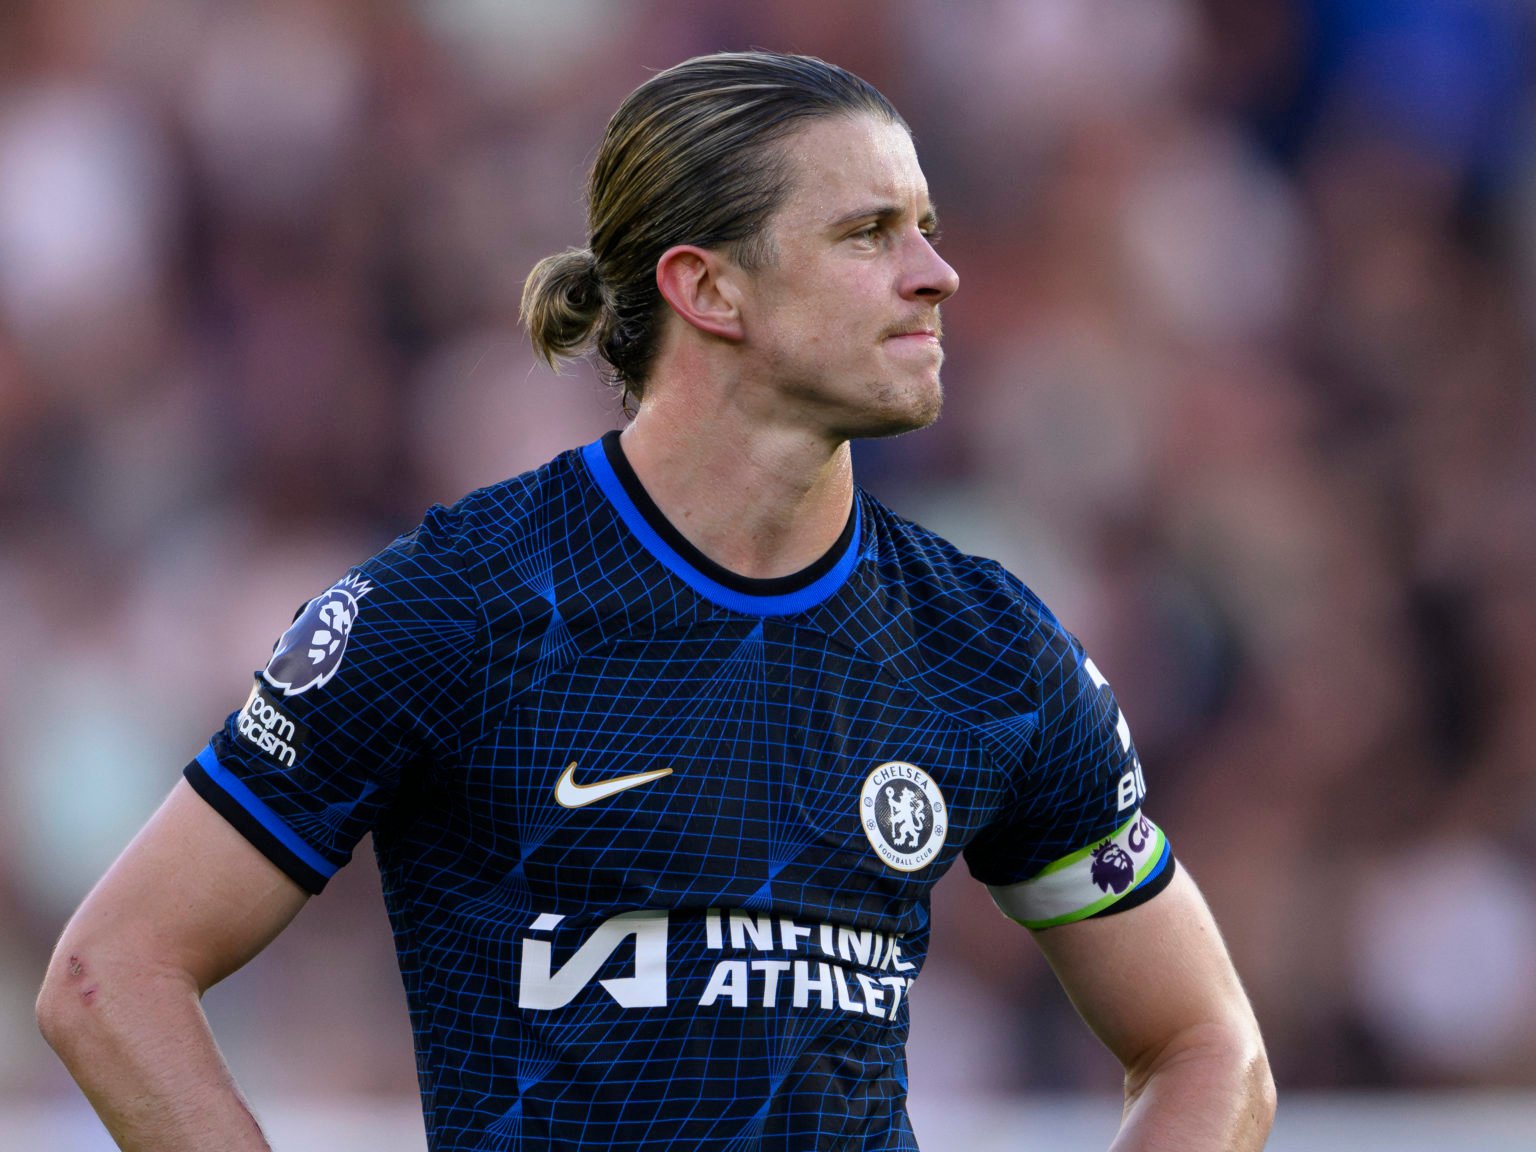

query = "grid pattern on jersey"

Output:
[[190, 442, 1163, 1151]]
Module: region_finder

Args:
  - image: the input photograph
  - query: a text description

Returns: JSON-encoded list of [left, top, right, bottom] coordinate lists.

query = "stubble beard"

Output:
[[761, 331, 946, 443], [840, 371, 944, 441]]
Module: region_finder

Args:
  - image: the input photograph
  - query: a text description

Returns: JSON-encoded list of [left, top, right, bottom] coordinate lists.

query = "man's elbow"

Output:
[[1220, 1008, 1277, 1128], [36, 940, 161, 1061], [1244, 1038, 1278, 1133], [36, 946, 102, 1059], [1197, 1017, 1278, 1136], [1127, 1016, 1277, 1137]]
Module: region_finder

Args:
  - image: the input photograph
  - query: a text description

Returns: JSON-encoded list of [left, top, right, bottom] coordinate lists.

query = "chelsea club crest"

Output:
[[860, 761, 947, 872]]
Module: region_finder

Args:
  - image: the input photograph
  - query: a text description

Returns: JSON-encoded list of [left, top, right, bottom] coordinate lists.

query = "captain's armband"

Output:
[[988, 810, 1173, 930]]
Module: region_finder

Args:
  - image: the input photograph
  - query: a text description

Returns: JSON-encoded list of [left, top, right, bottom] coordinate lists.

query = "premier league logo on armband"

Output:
[[859, 761, 947, 872], [1089, 840, 1136, 894], [262, 573, 372, 697]]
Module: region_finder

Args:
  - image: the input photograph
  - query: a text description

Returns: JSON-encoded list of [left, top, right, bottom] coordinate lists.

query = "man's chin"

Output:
[[846, 386, 943, 440]]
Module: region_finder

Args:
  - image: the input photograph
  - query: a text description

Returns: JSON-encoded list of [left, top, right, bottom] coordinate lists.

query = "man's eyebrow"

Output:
[[827, 203, 941, 231]]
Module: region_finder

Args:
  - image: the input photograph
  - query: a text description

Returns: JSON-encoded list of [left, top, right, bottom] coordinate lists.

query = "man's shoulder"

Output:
[[851, 493, 1078, 698], [430, 445, 588, 551], [360, 445, 594, 608], [859, 494, 1061, 633]]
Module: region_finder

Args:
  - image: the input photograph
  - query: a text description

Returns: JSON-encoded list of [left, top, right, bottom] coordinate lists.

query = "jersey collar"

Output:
[[581, 432, 862, 617]]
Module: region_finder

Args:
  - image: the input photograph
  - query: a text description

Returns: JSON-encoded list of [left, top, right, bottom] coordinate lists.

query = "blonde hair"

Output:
[[521, 51, 904, 405]]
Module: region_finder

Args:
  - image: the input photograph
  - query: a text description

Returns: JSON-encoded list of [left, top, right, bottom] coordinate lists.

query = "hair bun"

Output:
[[521, 247, 605, 368]]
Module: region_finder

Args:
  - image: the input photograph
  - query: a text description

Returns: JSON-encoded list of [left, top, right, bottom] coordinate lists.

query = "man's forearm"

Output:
[[1110, 1022, 1276, 1152], [38, 952, 270, 1152]]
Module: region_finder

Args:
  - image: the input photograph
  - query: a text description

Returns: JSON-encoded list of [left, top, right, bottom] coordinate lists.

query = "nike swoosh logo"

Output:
[[554, 761, 673, 808]]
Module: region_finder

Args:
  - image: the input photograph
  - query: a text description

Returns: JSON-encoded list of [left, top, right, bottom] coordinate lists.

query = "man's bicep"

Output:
[[56, 779, 309, 992], [1028, 867, 1259, 1073]]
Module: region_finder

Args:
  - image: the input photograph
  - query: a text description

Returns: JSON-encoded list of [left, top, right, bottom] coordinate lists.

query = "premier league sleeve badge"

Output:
[[262, 573, 373, 697]]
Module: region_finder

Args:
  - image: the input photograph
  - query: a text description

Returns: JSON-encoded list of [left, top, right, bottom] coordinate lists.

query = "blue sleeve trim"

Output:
[[1139, 837, 1172, 888], [193, 744, 338, 884]]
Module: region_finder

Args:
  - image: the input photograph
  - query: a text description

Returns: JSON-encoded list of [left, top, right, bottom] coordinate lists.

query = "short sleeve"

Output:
[[184, 505, 481, 893], [963, 636, 1174, 929]]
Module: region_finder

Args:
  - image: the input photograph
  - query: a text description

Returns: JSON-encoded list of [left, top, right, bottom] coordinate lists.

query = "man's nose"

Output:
[[903, 236, 959, 303]]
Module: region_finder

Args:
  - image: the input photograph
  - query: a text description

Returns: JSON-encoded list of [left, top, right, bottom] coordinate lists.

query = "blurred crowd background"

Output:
[[4, 0, 1536, 1121]]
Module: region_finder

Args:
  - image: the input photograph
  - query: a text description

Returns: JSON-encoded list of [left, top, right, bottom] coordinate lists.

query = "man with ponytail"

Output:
[[40, 51, 1273, 1151]]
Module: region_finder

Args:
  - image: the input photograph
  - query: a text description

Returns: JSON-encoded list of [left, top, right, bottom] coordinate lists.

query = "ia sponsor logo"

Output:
[[517, 909, 917, 1021], [518, 911, 668, 1010]]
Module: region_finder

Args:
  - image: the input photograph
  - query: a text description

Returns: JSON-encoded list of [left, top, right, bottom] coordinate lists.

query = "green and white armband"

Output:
[[988, 810, 1171, 930]]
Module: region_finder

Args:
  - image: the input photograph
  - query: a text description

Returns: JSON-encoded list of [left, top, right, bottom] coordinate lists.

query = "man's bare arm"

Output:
[[1031, 867, 1276, 1151], [36, 778, 310, 1152]]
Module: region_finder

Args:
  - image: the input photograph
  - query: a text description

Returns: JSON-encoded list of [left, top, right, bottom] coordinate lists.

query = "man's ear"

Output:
[[656, 245, 745, 342]]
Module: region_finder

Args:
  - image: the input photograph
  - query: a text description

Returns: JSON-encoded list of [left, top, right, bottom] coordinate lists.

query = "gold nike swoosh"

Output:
[[554, 761, 674, 808]]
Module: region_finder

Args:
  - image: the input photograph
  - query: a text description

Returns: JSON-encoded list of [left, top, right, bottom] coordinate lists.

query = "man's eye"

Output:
[[921, 227, 943, 246]]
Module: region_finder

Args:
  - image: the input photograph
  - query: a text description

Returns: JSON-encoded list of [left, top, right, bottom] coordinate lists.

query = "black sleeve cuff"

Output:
[[184, 758, 332, 895]]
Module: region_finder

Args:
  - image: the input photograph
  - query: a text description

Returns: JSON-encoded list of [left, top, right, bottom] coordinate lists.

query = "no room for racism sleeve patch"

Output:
[[233, 681, 309, 767], [986, 809, 1173, 929]]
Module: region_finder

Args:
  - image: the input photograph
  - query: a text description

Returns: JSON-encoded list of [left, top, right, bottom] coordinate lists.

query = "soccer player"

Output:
[[37, 51, 1275, 1151]]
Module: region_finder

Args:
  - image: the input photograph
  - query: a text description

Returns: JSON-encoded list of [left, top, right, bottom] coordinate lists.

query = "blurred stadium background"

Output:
[[3, 1, 1535, 1148]]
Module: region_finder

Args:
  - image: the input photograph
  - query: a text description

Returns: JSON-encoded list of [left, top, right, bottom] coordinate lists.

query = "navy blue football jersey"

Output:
[[187, 432, 1173, 1151]]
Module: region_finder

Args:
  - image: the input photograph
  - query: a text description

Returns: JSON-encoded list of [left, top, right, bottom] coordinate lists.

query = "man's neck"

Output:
[[618, 398, 855, 581]]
